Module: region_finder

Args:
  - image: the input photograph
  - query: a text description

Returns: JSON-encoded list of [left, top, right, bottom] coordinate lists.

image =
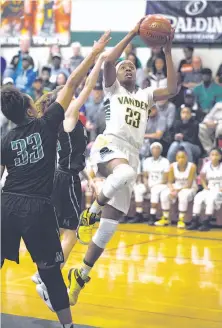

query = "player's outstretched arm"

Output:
[[63, 52, 109, 131], [104, 19, 144, 87], [56, 31, 111, 111], [153, 29, 177, 101]]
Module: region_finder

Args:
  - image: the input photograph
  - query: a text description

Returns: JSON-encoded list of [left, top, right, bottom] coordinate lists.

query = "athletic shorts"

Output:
[[1, 192, 64, 265], [90, 134, 139, 215], [52, 169, 81, 230]]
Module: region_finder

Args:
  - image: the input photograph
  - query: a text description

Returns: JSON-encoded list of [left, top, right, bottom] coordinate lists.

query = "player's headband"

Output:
[[150, 142, 163, 152], [115, 60, 136, 73]]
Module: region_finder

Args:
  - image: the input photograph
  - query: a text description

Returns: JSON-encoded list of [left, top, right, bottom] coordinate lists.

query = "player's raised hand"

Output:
[[164, 27, 175, 53], [131, 17, 146, 36], [97, 50, 111, 62], [92, 31, 112, 55]]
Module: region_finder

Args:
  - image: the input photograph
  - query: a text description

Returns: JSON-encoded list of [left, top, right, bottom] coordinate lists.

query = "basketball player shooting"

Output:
[[68, 18, 177, 305]]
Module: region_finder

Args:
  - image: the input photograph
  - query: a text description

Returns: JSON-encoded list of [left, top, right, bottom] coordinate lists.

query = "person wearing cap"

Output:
[[133, 142, 170, 225], [69, 42, 84, 71], [199, 102, 222, 154], [14, 54, 37, 96], [193, 68, 222, 113], [167, 106, 201, 163], [2, 77, 14, 86], [50, 53, 69, 84], [176, 89, 203, 122]]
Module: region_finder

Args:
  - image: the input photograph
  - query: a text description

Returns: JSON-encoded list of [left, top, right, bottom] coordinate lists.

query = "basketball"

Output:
[[139, 15, 172, 47]]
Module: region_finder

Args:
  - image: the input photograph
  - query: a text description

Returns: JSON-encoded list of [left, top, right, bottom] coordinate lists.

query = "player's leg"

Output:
[[68, 204, 121, 306], [177, 189, 195, 228], [155, 187, 171, 226], [23, 198, 74, 327], [149, 184, 166, 225], [60, 229, 77, 268], [132, 182, 147, 222], [199, 190, 218, 231], [1, 193, 21, 267], [78, 158, 137, 244], [187, 190, 206, 230]]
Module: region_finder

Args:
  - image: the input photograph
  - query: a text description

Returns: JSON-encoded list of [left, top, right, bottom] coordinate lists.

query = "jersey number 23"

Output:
[[125, 108, 141, 128]]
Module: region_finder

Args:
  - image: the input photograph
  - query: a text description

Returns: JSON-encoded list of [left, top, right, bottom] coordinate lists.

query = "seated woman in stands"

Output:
[[187, 147, 222, 231], [155, 147, 197, 229]]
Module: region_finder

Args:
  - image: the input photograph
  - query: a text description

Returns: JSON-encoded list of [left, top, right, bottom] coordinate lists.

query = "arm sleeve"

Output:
[[103, 79, 121, 97], [41, 101, 65, 131]]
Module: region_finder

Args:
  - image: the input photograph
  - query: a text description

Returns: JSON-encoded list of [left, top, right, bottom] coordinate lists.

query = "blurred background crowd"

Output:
[[1, 35, 222, 228]]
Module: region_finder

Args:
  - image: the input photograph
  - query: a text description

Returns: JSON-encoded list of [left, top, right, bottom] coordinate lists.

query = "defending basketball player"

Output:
[[32, 50, 110, 289], [68, 19, 177, 306]]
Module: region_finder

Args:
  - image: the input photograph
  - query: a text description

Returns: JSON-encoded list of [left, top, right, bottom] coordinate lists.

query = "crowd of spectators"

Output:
[[1, 42, 222, 226]]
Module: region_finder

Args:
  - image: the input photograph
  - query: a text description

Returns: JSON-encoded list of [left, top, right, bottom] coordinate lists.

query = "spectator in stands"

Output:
[[146, 47, 165, 73], [50, 53, 69, 84], [32, 77, 44, 101], [142, 77, 151, 89], [193, 68, 222, 113], [156, 147, 197, 229], [126, 52, 145, 88], [40, 66, 54, 93], [182, 56, 203, 89], [171, 74, 188, 109], [175, 89, 202, 121], [14, 54, 37, 95], [69, 42, 84, 71], [54, 72, 68, 88], [15, 37, 34, 75], [1, 56, 6, 82], [140, 105, 166, 158], [216, 63, 222, 85], [199, 102, 222, 154], [134, 142, 170, 224], [187, 147, 222, 231], [47, 44, 62, 66], [156, 99, 176, 130], [3, 55, 19, 79], [178, 46, 194, 75], [2, 77, 14, 86], [167, 106, 201, 163], [85, 84, 106, 141], [149, 56, 167, 88], [119, 43, 142, 68]]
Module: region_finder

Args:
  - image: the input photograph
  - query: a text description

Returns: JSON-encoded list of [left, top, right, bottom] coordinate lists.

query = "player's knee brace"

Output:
[[103, 164, 136, 199], [38, 264, 69, 312], [92, 218, 118, 249]]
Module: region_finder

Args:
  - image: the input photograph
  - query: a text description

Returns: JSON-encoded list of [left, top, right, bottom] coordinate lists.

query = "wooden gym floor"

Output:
[[1, 224, 222, 328]]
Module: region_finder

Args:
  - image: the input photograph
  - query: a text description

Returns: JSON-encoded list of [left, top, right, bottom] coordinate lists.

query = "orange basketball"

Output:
[[139, 15, 171, 47]]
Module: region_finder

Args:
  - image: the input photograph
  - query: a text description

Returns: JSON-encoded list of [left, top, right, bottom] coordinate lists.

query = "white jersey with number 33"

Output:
[[103, 80, 154, 150]]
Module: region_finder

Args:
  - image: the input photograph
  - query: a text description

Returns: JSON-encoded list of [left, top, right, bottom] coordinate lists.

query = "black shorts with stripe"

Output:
[[52, 169, 81, 230], [1, 192, 63, 265]]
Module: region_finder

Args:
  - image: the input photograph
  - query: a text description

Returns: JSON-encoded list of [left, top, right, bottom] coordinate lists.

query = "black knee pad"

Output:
[[38, 264, 69, 312]]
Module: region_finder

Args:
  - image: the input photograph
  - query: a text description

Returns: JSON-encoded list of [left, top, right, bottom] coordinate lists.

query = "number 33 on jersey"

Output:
[[11, 132, 44, 166], [103, 80, 154, 150]]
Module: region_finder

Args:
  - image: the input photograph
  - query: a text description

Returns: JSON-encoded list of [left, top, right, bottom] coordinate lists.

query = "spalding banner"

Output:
[[146, 0, 222, 44]]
